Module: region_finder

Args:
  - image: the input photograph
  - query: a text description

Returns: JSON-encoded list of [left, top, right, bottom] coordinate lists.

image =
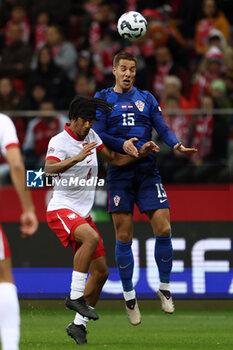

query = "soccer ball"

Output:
[[117, 11, 147, 41]]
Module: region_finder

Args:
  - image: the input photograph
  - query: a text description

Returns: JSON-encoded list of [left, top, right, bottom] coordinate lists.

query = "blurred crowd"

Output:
[[0, 0, 233, 183]]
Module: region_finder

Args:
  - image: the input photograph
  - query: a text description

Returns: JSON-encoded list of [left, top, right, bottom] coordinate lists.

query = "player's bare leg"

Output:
[[147, 209, 175, 314], [112, 212, 141, 326], [67, 256, 109, 345], [0, 258, 20, 350], [65, 223, 99, 320], [84, 255, 109, 306], [0, 258, 14, 284]]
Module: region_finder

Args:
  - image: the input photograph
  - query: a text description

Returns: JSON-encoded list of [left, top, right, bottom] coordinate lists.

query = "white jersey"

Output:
[[0, 113, 19, 156], [46, 123, 104, 218]]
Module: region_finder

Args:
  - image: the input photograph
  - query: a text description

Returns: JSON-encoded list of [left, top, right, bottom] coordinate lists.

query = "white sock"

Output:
[[70, 271, 87, 300], [123, 290, 136, 301], [0, 283, 20, 350], [159, 282, 170, 291], [74, 312, 89, 328]]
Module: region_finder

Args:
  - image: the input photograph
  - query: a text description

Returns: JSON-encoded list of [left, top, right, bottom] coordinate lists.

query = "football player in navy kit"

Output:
[[93, 51, 197, 325]]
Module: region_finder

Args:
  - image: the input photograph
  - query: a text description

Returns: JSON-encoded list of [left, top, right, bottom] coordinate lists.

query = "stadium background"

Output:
[[1, 184, 233, 300], [0, 0, 233, 316]]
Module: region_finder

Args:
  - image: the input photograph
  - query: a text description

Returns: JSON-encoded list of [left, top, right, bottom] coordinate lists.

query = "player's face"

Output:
[[113, 59, 136, 93], [70, 117, 94, 139]]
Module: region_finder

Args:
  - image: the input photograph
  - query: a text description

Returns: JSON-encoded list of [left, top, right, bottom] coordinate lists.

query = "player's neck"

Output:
[[69, 125, 84, 140], [113, 85, 133, 94]]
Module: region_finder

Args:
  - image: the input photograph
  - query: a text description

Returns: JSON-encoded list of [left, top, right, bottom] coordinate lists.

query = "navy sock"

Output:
[[154, 234, 173, 284], [115, 240, 134, 292]]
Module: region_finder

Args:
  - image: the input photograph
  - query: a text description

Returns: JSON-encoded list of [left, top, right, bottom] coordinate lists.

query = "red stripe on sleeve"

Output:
[[45, 156, 61, 162], [97, 144, 105, 152], [5, 142, 20, 149]]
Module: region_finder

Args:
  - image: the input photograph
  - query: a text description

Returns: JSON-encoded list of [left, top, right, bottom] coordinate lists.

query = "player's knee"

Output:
[[90, 231, 99, 249], [116, 231, 132, 243], [156, 224, 171, 237], [82, 228, 99, 249]]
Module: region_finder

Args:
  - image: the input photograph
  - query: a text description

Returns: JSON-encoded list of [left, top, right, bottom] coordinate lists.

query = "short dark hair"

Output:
[[69, 96, 113, 121], [113, 51, 137, 67]]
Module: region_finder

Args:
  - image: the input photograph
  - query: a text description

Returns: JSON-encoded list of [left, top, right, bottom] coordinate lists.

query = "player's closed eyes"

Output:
[[120, 66, 136, 73], [121, 70, 135, 74]]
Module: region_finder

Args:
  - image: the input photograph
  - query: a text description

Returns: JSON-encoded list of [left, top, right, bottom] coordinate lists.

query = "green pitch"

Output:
[[19, 308, 233, 350]]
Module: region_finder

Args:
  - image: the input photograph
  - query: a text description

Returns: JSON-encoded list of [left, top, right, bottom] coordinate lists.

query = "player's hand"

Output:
[[75, 142, 98, 162], [20, 211, 38, 238], [174, 142, 198, 155], [123, 138, 139, 158], [139, 141, 160, 157]]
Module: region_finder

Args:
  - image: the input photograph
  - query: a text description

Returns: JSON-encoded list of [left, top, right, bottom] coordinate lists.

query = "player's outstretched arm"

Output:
[[6, 146, 38, 238], [174, 142, 198, 155], [45, 142, 98, 175], [99, 140, 159, 166]]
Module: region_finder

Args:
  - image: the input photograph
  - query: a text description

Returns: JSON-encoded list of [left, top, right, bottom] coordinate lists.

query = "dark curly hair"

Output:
[[69, 96, 113, 121]]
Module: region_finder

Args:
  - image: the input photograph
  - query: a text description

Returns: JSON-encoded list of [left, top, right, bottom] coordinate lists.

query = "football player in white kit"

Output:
[[45, 96, 159, 345], [0, 113, 38, 350]]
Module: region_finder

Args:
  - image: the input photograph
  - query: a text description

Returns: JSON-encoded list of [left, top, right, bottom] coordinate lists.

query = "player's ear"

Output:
[[112, 67, 116, 76]]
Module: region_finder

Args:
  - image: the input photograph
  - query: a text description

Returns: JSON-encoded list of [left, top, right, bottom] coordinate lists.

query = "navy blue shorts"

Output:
[[107, 164, 170, 214]]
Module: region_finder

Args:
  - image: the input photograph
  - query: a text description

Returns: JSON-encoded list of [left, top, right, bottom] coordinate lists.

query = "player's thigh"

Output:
[[47, 209, 99, 246], [87, 218, 106, 261], [111, 212, 133, 242], [0, 258, 14, 283], [89, 255, 109, 283], [146, 209, 171, 237]]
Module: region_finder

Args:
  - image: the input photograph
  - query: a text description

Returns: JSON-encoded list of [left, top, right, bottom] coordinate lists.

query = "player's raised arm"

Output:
[[151, 103, 180, 148], [45, 142, 98, 175], [93, 92, 126, 154]]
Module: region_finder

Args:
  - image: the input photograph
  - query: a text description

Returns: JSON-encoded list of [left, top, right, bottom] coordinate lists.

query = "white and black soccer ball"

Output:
[[117, 11, 147, 41]]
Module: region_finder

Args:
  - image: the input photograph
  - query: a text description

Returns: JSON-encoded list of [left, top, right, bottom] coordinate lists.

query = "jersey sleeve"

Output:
[[93, 91, 125, 154], [0, 115, 20, 156], [90, 129, 105, 152], [45, 136, 66, 162], [150, 94, 179, 148]]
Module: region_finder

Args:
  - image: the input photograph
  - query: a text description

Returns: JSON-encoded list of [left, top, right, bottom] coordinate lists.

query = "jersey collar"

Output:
[[112, 86, 136, 95], [64, 123, 85, 141]]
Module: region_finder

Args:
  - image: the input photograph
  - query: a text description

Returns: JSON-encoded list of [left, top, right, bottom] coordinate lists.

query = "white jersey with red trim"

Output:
[[0, 114, 19, 258], [46, 123, 104, 218], [0, 113, 19, 156]]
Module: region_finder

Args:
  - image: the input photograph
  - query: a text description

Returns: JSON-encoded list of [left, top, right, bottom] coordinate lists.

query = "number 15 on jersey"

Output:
[[122, 113, 135, 126]]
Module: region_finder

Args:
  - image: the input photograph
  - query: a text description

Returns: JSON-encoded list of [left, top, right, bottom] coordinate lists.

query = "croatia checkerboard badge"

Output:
[[113, 195, 121, 206], [135, 100, 145, 112]]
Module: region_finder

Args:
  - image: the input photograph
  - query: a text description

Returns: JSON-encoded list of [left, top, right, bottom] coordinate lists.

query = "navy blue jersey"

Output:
[[93, 86, 177, 212], [93, 86, 179, 154]]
